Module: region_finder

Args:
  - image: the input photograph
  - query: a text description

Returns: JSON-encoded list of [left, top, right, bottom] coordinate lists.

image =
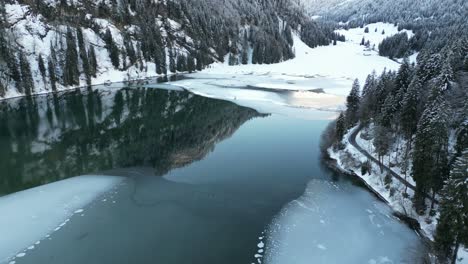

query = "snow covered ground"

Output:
[[194, 22, 409, 97], [0, 175, 124, 264]]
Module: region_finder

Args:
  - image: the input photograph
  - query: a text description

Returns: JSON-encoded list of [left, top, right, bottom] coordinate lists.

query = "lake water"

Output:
[[0, 84, 424, 264]]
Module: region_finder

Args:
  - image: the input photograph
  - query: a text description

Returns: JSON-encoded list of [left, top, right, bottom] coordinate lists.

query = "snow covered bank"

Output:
[[328, 127, 437, 239], [329, 125, 468, 263], [0, 175, 124, 264]]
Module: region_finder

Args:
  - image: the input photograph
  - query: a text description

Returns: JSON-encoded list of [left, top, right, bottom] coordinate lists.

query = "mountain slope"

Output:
[[0, 0, 336, 99]]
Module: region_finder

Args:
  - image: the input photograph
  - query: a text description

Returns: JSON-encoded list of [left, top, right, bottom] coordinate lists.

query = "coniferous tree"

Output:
[[378, 94, 397, 128], [176, 55, 187, 72], [335, 112, 346, 143], [19, 53, 34, 96], [438, 60, 454, 91], [77, 28, 91, 86], [196, 52, 203, 71], [360, 71, 377, 124], [345, 79, 361, 128], [168, 48, 176, 73], [104, 28, 120, 69], [187, 55, 195, 73], [400, 79, 422, 140], [64, 27, 79, 86], [9, 53, 22, 93], [373, 124, 391, 171], [124, 35, 136, 66], [394, 58, 412, 103], [48, 57, 57, 92], [38, 54, 46, 80], [435, 150, 468, 264], [88, 45, 98, 77], [412, 100, 450, 213]]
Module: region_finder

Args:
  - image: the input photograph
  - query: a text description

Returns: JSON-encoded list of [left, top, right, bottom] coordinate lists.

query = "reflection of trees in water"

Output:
[[0, 87, 260, 195]]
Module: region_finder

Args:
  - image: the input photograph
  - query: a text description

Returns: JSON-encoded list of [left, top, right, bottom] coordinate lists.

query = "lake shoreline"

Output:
[[321, 152, 434, 253]]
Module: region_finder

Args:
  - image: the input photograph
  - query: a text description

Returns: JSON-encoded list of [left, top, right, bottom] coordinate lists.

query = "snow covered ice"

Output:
[[0, 175, 123, 263], [264, 179, 424, 264]]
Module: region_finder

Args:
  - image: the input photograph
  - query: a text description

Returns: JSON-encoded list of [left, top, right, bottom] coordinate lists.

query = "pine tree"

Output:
[[412, 100, 450, 213], [124, 35, 136, 66], [400, 79, 421, 140], [196, 52, 203, 71], [9, 52, 22, 93], [395, 58, 411, 96], [19, 53, 34, 96], [438, 60, 454, 91], [168, 48, 176, 73], [335, 112, 346, 143], [378, 94, 397, 128], [345, 79, 361, 128], [373, 124, 392, 171], [360, 71, 377, 124], [435, 150, 468, 264], [176, 55, 187, 72], [38, 54, 46, 80], [88, 45, 97, 77], [104, 28, 120, 69], [48, 57, 57, 92], [64, 27, 79, 86], [77, 28, 91, 86], [187, 55, 195, 73]]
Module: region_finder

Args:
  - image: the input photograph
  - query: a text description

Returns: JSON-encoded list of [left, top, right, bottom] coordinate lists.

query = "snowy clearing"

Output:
[[198, 23, 408, 97], [0, 175, 124, 263]]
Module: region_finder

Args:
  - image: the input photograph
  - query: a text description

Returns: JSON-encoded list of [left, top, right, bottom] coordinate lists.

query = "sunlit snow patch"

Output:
[[0, 175, 123, 263]]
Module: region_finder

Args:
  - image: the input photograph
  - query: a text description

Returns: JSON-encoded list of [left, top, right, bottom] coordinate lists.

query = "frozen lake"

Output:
[[0, 83, 425, 263]]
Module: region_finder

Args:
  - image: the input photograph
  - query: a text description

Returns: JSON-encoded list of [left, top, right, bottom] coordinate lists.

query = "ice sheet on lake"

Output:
[[264, 179, 424, 264], [0, 175, 123, 263], [165, 76, 343, 120]]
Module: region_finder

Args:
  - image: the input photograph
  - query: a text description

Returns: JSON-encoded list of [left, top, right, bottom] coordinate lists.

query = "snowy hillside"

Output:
[[0, 0, 335, 99]]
